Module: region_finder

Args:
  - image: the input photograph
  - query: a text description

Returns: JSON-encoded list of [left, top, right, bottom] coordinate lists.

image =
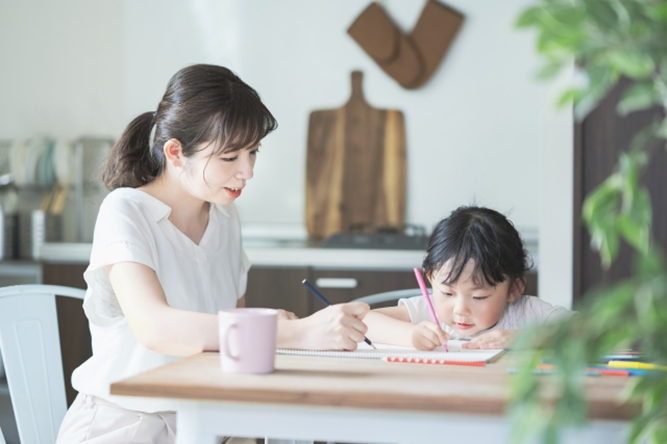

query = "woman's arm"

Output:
[[108, 261, 372, 355], [107, 261, 219, 356]]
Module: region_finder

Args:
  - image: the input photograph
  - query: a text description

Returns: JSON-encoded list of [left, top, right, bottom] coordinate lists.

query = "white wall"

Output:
[[0, 0, 123, 139], [122, 0, 545, 232]]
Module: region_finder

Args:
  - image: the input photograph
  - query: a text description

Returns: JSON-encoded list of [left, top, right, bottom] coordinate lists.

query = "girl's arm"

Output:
[[365, 306, 450, 349], [108, 261, 370, 356], [363, 306, 416, 347]]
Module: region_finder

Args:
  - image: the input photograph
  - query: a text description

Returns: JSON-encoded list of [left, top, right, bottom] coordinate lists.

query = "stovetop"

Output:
[[320, 225, 429, 250]]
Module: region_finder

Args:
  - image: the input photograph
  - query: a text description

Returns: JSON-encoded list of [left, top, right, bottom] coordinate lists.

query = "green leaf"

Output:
[[646, 3, 667, 23], [557, 88, 581, 107], [656, 117, 667, 139], [617, 214, 650, 253], [605, 50, 656, 79], [537, 61, 564, 80], [515, 6, 543, 28], [617, 82, 657, 116]]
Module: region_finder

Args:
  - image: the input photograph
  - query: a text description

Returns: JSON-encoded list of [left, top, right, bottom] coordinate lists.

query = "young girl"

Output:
[[56, 64, 370, 444], [365, 206, 573, 350]]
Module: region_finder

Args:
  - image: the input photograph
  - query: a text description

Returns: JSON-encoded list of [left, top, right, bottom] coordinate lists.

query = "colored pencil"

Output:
[[413, 267, 448, 352]]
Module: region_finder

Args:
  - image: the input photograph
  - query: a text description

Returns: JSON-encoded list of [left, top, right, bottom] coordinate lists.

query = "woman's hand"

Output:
[[278, 302, 370, 351], [277, 309, 298, 321], [411, 321, 450, 350], [462, 329, 517, 349]]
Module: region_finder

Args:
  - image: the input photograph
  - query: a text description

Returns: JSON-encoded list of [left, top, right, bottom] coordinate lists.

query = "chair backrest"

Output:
[[351, 288, 428, 306], [0, 284, 85, 444]]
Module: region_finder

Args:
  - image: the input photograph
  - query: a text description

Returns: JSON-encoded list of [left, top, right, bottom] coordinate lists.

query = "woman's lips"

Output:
[[456, 322, 474, 330], [225, 187, 242, 198]]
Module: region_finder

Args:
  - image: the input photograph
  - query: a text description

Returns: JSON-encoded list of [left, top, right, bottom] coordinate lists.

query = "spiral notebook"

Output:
[[277, 340, 504, 363]]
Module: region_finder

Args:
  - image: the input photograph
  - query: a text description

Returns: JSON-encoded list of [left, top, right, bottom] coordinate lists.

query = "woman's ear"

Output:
[[507, 278, 525, 303], [163, 139, 184, 168]]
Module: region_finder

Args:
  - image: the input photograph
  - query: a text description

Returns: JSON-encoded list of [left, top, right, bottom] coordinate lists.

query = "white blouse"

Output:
[[72, 188, 249, 412]]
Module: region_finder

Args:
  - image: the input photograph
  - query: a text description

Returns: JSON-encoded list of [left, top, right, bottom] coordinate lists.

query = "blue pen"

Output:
[[302, 279, 376, 349]]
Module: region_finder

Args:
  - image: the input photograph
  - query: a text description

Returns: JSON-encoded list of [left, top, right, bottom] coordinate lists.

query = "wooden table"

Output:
[[110, 352, 637, 444]]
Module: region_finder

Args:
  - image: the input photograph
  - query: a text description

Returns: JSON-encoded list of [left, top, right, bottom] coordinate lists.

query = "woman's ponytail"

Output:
[[102, 112, 162, 190]]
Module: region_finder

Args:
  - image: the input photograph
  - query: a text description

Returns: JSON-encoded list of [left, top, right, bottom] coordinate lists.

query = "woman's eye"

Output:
[[221, 156, 237, 162], [473, 296, 489, 301], [250, 149, 260, 155], [442, 292, 453, 297]]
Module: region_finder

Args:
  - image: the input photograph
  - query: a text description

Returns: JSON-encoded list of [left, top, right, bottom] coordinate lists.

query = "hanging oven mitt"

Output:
[[347, 2, 425, 88], [405, 0, 464, 89], [347, 1, 464, 90]]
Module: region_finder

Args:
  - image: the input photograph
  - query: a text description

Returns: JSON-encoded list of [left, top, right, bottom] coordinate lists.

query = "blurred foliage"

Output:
[[513, 0, 667, 443]]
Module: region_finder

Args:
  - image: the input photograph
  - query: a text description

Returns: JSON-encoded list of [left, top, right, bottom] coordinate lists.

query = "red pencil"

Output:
[[382, 356, 486, 366]]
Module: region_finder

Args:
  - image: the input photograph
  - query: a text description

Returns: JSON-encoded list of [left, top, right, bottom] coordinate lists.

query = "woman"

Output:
[[56, 64, 370, 444]]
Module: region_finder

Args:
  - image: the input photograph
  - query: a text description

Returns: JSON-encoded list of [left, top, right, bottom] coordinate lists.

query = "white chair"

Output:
[[0, 284, 85, 444]]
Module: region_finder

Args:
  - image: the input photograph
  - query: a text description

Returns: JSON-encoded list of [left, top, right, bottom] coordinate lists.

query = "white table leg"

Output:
[[175, 430, 217, 444], [176, 401, 218, 444]]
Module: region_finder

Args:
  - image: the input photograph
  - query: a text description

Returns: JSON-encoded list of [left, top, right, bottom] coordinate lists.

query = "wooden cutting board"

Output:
[[306, 71, 406, 239]]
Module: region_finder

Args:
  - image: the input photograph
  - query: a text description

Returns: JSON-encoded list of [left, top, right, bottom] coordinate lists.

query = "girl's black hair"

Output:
[[103, 64, 278, 190], [423, 206, 532, 287]]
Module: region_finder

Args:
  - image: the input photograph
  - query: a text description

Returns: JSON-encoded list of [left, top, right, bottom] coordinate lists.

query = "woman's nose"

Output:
[[236, 156, 254, 180]]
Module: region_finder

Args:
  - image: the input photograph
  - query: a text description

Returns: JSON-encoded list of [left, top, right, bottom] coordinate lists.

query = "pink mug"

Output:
[[218, 308, 278, 374]]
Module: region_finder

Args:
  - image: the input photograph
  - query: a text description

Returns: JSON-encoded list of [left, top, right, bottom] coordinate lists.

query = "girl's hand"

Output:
[[411, 321, 450, 350], [299, 302, 370, 351], [462, 329, 517, 349], [277, 309, 298, 321]]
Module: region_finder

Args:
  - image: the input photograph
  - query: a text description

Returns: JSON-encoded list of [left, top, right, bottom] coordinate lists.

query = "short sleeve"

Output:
[[82, 192, 159, 327], [88, 195, 158, 272], [504, 296, 576, 329], [398, 296, 430, 324]]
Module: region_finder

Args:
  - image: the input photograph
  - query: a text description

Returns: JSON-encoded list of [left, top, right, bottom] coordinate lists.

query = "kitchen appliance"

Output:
[[306, 71, 406, 240], [320, 225, 429, 251]]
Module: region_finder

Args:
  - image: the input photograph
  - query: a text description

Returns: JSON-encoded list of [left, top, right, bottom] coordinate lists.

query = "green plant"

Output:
[[511, 1, 667, 443]]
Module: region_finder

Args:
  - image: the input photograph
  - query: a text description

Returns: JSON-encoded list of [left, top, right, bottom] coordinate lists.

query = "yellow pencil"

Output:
[[607, 361, 667, 371]]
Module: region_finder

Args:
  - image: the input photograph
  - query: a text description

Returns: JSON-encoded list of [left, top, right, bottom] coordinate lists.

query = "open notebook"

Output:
[[277, 340, 504, 363]]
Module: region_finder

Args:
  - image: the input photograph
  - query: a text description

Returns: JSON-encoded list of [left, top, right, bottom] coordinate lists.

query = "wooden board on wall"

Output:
[[306, 71, 406, 239]]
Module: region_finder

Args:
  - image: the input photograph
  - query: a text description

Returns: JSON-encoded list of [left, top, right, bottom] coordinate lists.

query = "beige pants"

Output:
[[57, 393, 258, 444]]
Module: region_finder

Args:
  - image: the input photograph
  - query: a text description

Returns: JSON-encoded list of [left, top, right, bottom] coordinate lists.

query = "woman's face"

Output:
[[180, 142, 259, 205], [428, 259, 520, 337]]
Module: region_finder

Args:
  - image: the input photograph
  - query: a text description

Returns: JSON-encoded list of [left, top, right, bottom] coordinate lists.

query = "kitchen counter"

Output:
[[38, 239, 538, 272]]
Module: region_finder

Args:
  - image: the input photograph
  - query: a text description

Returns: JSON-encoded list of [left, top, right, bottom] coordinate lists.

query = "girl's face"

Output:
[[180, 142, 258, 205], [428, 259, 521, 337]]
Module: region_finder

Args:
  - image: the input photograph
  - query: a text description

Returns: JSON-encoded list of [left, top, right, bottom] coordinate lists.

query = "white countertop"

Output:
[[38, 242, 426, 270]]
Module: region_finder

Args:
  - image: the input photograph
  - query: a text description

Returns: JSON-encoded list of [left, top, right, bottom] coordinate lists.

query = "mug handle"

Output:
[[221, 322, 240, 361]]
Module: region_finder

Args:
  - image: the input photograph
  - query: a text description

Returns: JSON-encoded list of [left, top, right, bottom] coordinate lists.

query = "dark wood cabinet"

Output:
[[573, 78, 667, 302], [245, 267, 311, 318], [309, 269, 417, 309]]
